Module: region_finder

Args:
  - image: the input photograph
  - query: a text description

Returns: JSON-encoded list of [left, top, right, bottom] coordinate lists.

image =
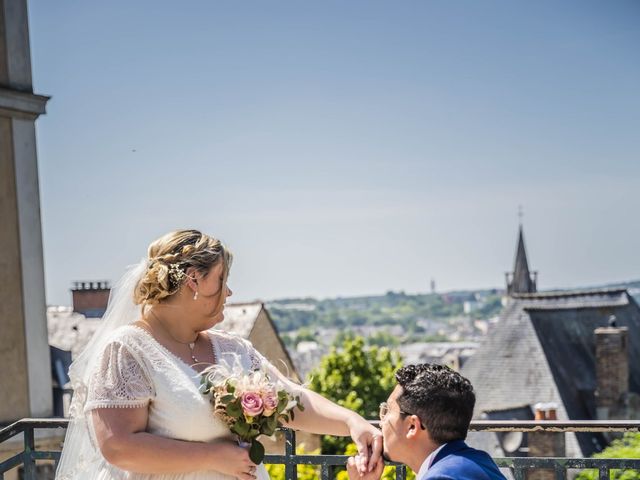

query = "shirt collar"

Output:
[[416, 444, 447, 480]]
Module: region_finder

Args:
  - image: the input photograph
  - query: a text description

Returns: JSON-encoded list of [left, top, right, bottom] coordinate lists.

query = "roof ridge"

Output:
[[225, 301, 264, 307], [511, 287, 628, 299]]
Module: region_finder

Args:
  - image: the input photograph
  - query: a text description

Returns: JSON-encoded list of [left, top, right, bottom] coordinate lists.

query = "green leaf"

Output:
[[232, 422, 250, 436], [249, 440, 265, 465], [221, 394, 236, 403], [267, 416, 277, 431], [227, 403, 242, 418]]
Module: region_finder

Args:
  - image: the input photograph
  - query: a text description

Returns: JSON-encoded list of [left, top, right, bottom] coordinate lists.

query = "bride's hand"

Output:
[[347, 416, 383, 474], [208, 440, 257, 480]]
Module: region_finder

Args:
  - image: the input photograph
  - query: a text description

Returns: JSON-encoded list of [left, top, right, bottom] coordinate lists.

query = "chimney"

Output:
[[71, 281, 111, 318], [526, 402, 565, 480], [595, 320, 629, 420]]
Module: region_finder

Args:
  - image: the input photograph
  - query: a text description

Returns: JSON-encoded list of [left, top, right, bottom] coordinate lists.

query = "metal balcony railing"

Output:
[[1, 419, 639, 480]]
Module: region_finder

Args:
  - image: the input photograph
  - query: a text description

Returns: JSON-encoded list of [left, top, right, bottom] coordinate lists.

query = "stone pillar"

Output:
[[0, 0, 51, 422], [526, 403, 565, 480], [595, 325, 629, 420]]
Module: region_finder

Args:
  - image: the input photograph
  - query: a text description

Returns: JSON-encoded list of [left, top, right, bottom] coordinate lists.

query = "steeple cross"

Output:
[[518, 205, 524, 226]]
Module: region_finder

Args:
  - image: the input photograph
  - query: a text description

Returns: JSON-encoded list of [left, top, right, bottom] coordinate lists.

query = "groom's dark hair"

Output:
[[395, 363, 475, 444]]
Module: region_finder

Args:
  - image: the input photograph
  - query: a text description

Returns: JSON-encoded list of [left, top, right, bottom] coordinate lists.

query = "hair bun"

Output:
[[133, 229, 232, 307]]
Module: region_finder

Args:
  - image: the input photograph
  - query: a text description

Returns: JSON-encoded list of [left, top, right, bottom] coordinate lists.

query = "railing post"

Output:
[[553, 463, 566, 480], [598, 466, 609, 480], [22, 425, 36, 480], [512, 459, 526, 480], [284, 428, 298, 480], [320, 464, 330, 480]]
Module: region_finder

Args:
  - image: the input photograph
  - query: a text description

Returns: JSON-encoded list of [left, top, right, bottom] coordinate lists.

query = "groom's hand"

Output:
[[347, 455, 384, 480]]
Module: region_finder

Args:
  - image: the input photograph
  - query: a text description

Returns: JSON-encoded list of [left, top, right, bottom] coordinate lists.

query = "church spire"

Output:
[[506, 210, 537, 295]]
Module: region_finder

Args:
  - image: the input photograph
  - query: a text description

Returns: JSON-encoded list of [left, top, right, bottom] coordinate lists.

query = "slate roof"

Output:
[[461, 288, 640, 457]]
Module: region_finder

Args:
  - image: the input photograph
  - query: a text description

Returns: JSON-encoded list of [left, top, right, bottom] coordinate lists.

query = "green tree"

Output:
[[576, 433, 640, 480], [367, 330, 400, 348], [296, 327, 317, 345], [307, 336, 402, 455]]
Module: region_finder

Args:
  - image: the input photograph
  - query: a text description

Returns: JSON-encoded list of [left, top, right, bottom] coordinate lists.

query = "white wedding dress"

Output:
[[74, 325, 272, 480]]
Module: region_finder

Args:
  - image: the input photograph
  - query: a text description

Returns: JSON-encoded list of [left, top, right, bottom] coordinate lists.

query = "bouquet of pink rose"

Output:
[[200, 361, 304, 464]]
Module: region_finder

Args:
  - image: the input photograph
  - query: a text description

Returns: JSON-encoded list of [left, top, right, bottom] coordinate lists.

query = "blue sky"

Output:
[[29, 1, 640, 305]]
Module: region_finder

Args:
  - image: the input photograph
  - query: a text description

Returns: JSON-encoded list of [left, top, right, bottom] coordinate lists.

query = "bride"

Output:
[[56, 229, 382, 480]]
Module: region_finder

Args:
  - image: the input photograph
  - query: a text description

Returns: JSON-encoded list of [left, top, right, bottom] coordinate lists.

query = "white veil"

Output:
[[55, 259, 147, 479]]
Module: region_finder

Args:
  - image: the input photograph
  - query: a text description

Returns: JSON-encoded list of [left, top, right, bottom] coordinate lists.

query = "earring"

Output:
[[193, 291, 198, 301]]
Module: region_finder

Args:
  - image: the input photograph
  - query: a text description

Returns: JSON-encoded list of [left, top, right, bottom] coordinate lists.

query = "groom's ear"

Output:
[[405, 416, 422, 439]]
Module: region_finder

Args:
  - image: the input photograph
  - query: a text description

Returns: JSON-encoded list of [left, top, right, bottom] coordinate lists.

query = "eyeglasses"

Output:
[[379, 402, 426, 429]]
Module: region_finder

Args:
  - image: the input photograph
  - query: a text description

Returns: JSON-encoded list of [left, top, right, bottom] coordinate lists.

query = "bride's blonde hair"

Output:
[[134, 229, 232, 310]]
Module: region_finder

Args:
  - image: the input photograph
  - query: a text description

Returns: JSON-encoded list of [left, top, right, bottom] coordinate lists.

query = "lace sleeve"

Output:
[[84, 340, 155, 411], [245, 340, 266, 372]]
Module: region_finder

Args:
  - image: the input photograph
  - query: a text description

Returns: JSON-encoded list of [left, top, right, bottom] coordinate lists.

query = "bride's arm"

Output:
[[91, 407, 256, 478], [240, 337, 382, 473], [269, 371, 383, 474], [86, 339, 255, 476]]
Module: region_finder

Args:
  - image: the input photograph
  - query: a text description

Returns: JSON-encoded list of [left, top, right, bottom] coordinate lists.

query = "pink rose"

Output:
[[241, 392, 264, 417], [262, 391, 278, 417]]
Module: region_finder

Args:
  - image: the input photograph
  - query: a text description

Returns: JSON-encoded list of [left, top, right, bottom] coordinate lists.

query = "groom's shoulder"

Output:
[[427, 443, 505, 480]]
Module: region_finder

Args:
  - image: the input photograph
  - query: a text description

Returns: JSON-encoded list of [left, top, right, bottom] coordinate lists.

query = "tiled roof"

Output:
[[215, 303, 263, 338], [461, 288, 640, 457]]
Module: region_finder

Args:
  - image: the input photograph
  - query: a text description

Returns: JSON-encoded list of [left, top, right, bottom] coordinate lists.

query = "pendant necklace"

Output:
[[188, 339, 199, 363], [147, 309, 204, 365]]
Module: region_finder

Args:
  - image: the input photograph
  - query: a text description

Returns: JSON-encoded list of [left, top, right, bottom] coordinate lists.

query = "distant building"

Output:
[[292, 341, 327, 380], [71, 281, 111, 317], [463, 226, 640, 459], [505, 225, 537, 295], [399, 342, 479, 370], [463, 300, 481, 314]]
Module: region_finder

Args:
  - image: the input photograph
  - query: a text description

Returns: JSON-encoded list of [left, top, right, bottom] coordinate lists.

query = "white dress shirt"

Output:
[[416, 444, 447, 480]]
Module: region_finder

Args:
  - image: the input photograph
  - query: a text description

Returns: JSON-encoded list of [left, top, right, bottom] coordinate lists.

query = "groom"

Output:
[[348, 364, 505, 480]]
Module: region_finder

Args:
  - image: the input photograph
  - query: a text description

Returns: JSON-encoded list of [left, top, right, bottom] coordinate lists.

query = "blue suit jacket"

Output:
[[423, 440, 506, 480]]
